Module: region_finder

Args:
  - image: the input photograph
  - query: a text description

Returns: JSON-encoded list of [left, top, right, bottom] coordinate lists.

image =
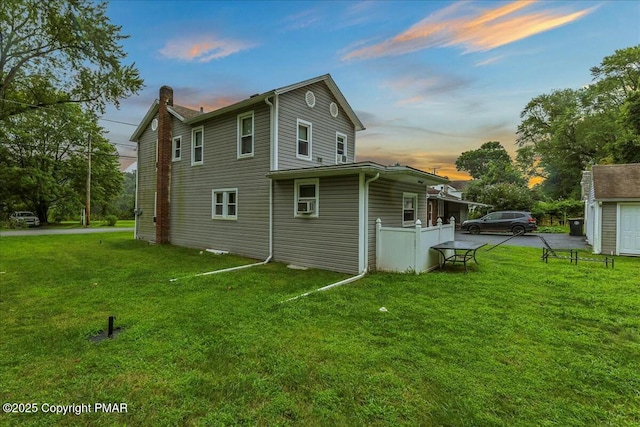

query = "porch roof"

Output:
[[267, 161, 448, 186], [430, 193, 492, 208]]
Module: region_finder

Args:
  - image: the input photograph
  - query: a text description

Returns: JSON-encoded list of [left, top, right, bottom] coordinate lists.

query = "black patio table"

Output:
[[430, 241, 486, 273]]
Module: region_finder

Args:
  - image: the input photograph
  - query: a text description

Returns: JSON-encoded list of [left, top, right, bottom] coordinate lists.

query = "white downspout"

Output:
[[363, 173, 380, 272], [265, 96, 276, 261], [169, 257, 272, 282], [282, 271, 367, 302], [134, 143, 139, 239], [284, 172, 380, 301]]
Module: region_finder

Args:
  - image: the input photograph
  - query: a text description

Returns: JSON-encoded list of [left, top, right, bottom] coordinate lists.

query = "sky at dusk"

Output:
[[103, 0, 640, 180]]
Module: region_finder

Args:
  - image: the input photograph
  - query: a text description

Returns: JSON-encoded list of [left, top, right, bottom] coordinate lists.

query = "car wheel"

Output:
[[512, 225, 525, 235], [469, 225, 480, 235]]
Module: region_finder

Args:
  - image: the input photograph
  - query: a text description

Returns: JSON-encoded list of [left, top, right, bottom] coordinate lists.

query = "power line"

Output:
[[99, 117, 139, 126], [2, 98, 139, 126]]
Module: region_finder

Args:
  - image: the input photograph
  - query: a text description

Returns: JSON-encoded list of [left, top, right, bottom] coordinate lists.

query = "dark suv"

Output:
[[461, 211, 537, 235]]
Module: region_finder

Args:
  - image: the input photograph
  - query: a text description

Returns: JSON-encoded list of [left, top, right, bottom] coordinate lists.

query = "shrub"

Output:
[[104, 215, 118, 227]]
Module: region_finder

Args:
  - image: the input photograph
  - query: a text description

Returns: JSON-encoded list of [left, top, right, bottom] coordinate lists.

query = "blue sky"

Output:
[[103, 0, 640, 179]]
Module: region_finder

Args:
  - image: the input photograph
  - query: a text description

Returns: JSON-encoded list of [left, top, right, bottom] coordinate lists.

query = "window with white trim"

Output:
[[212, 189, 238, 220], [172, 136, 182, 161], [191, 126, 203, 165], [296, 119, 312, 160], [403, 192, 418, 226], [294, 178, 319, 218], [336, 132, 347, 164], [237, 111, 254, 158]]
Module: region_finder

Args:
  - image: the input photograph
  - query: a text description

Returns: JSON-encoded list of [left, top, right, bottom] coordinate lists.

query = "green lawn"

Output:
[[1, 233, 638, 426]]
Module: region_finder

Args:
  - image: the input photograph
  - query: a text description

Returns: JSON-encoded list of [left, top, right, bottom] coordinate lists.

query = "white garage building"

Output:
[[582, 163, 640, 256]]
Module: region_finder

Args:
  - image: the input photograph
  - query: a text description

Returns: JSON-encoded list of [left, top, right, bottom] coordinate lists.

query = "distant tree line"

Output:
[[455, 45, 639, 218], [0, 0, 142, 223]]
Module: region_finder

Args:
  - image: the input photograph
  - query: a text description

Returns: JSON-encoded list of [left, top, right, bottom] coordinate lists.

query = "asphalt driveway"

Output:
[[455, 231, 590, 250]]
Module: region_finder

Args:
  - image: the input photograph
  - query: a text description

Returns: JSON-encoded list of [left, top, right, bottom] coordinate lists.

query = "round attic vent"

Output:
[[151, 118, 158, 131], [330, 102, 339, 118], [305, 90, 316, 108]]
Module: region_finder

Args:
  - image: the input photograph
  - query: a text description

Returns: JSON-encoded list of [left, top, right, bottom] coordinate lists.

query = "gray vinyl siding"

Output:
[[278, 82, 356, 170], [273, 175, 360, 274], [167, 103, 271, 259], [601, 202, 617, 255], [135, 116, 157, 242], [367, 179, 427, 270]]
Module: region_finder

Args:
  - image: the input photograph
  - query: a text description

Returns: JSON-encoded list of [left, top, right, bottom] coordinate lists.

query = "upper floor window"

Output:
[[336, 132, 347, 164], [296, 119, 312, 161], [403, 192, 418, 226], [191, 126, 203, 166], [172, 136, 182, 161], [237, 111, 254, 158], [212, 189, 238, 220]]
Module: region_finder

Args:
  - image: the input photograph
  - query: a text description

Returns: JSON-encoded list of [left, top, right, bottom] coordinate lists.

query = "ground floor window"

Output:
[[295, 178, 319, 218], [403, 192, 418, 226], [212, 189, 237, 220]]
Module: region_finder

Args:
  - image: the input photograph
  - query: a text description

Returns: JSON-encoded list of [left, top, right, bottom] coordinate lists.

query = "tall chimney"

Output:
[[156, 86, 173, 244]]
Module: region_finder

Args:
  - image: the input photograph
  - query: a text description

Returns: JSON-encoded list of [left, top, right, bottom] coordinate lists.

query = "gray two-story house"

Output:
[[130, 74, 448, 274]]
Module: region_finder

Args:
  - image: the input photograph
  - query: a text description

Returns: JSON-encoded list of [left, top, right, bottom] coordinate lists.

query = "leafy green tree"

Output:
[[455, 141, 512, 179], [517, 45, 640, 199], [456, 141, 533, 210], [0, 104, 122, 223], [113, 171, 136, 219], [0, 0, 143, 119], [469, 183, 534, 211]]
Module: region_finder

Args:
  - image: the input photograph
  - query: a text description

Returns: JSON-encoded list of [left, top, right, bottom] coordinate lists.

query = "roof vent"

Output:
[[330, 102, 339, 118], [305, 90, 316, 108], [250, 93, 260, 98]]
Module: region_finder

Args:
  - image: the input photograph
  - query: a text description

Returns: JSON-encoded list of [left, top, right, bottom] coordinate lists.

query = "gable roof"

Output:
[[130, 101, 202, 142], [130, 74, 364, 142], [185, 74, 365, 131], [592, 163, 640, 200]]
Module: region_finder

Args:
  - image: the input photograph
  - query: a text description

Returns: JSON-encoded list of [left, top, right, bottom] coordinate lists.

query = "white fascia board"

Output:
[[167, 106, 185, 121], [130, 100, 159, 142]]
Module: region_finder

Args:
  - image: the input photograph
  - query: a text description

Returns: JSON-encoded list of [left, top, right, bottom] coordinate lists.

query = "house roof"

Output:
[[448, 180, 472, 191], [592, 163, 640, 200], [267, 161, 448, 186], [185, 74, 365, 131], [131, 74, 364, 142], [130, 101, 202, 142]]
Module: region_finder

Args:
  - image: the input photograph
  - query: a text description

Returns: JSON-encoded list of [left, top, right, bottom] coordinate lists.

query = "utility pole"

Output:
[[86, 134, 91, 227]]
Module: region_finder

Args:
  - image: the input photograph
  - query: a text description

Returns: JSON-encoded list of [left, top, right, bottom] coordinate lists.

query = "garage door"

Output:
[[620, 204, 640, 255]]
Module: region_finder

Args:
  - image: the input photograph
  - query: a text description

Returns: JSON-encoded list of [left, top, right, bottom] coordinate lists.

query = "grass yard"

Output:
[[1, 233, 639, 426]]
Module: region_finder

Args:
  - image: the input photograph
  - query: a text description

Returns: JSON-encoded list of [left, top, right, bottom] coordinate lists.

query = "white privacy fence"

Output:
[[375, 217, 455, 274]]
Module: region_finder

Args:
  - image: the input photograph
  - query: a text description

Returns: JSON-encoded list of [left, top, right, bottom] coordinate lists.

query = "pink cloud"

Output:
[[159, 36, 254, 62], [342, 1, 595, 60]]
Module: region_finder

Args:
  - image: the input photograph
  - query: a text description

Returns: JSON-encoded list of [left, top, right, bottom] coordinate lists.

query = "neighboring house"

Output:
[[427, 182, 490, 226], [582, 163, 640, 256], [130, 74, 448, 274]]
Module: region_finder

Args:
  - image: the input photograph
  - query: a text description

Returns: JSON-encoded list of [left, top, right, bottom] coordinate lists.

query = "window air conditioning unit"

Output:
[[338, 155, 347, 164], [297, 200, 316, 214]]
